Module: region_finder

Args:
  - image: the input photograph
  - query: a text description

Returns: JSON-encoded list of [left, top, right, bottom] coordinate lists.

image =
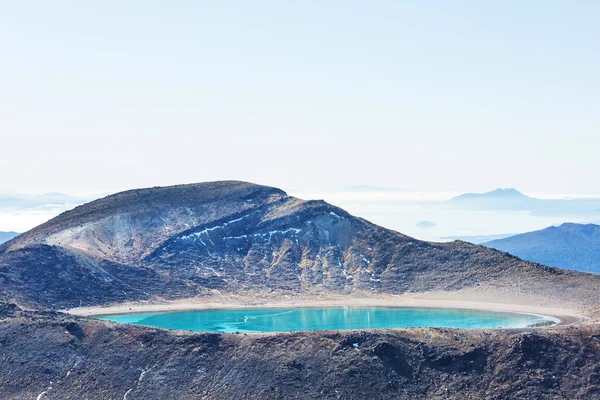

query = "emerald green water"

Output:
[[97, 307, 557, 333]]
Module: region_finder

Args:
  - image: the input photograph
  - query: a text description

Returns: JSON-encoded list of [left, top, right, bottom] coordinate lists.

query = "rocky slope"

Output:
[[1, 181, 600, 311]]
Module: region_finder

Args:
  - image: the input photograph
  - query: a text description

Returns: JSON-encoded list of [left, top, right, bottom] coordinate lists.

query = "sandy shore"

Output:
[[65, 290, 585, 326]]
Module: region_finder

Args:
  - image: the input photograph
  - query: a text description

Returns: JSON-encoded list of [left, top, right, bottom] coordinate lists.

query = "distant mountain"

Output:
[[484, 223, 600, 273], [0, 192, 89, 210], [448, 188, 600, 216], [451, 188, 530, 201], [447, 188, 535, 210], [416, 221, 436, 229], [0, 232, 19, 244], [441, 233, 517, 244]]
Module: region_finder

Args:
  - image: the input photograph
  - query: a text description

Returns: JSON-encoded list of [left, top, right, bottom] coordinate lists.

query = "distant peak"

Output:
[[556, 222, 600, 231], [488, 188, 524, 197], [416, 221, 436, 229], [450, 188, 529, 201]]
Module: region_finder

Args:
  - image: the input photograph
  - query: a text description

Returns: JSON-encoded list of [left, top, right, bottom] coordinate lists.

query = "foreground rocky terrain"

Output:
[[1, 181, 600, 399], [1, 303, 599, 400]]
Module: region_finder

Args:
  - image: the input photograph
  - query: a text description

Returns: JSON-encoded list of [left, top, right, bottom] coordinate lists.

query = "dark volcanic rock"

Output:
[[1, 313, 600, 399]]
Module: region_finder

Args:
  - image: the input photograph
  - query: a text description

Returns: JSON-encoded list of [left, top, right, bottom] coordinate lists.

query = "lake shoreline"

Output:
[[65, 290, 584, 327]]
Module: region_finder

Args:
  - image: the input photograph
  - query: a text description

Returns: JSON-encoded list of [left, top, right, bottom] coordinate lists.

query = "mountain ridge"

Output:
[[1, 181, 599, 312], [450, 188, 530, 201], [1, 180, 287, 261], [447, 188, 600, 216], [484, 222, 600, 273]]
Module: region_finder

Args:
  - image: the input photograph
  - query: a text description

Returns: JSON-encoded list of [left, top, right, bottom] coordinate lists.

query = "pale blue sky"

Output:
[[1, 1, 598, 194]]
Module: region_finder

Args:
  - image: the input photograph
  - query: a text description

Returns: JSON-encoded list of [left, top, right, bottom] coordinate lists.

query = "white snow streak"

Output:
[[65, 357, 81, 378], [223, 228, 301, 240], [123, 367, 149, 400], [338, 257, 352, 280], [180, 215, 251, 241], [160, 217, 170, 231], [139, 368, 149, 382], [195, 266, 221, 277]]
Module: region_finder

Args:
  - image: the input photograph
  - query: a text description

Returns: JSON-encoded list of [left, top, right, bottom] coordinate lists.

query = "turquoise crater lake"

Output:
[[97, 307, 558, 332]]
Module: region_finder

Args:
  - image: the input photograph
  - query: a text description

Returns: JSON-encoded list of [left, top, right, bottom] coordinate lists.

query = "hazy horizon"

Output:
[[3, 184, 600, 199], [2, 184, 599, 237], [2, 2, 599, 235]]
